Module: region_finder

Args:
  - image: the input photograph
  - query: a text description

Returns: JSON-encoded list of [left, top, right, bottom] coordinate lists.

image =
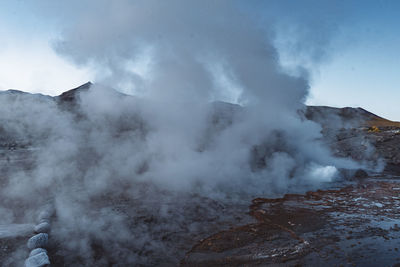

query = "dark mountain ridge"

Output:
[[0, 83, 399, 266], [305, 105, 400, 128], [1, 83, 400, 174], [2, 82, 399, 128]]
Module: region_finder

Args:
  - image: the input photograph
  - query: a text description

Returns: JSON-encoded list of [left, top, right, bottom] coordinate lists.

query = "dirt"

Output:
[[1, 87, 400, 266], [182, 177, 400, 266]]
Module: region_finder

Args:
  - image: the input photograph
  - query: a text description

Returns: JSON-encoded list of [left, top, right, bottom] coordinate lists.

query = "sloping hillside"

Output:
[[305, 106, 400, 128]]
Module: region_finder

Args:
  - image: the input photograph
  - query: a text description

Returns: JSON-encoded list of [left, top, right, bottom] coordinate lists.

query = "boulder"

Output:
[[25, 252, 50, 267], [27, 233, 48, 250], [37, 204, 55, 222], [29, 248, 47, 257], [37, 210, 52, 222], [34, 222, 50, 233]]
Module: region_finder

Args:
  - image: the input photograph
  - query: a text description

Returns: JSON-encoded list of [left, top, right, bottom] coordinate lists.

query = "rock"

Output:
[[354, 169, 368, 179], [25, 252, 50, 267], [29, 248, 47, 257], [34, 222, 50, 233], [338, 168, 369, 180], [27, 233, 48, 250], [37, 204, 55, 222], [37, 210, 52, 222]]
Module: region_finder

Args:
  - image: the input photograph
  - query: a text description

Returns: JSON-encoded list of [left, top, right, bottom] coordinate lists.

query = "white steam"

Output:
[[0, 0, 360, 265]]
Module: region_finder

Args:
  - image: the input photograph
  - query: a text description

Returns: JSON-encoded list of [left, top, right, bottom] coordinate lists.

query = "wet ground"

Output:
[[2, 147, 400, 266], [182, 176, 400, 266], [0, 191, 399, 267], [0, 124, 400, 265]]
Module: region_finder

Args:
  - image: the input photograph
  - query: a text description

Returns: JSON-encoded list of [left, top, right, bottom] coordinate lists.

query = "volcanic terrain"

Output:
[[0, 83, 399, 266]]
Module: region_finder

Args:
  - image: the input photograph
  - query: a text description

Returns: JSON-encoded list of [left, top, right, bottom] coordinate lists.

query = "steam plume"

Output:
[[0, 1, 360, 265]]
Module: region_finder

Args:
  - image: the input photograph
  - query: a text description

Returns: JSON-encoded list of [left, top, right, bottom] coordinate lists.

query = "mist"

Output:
[[0, 0, 365, 265]]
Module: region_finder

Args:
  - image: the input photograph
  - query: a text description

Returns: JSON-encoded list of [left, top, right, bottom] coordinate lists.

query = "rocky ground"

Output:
[[304, 105, 400, 174], [182, 177, 400, 266], [181, 107, 400, 266], [0, 85, 399, 266]]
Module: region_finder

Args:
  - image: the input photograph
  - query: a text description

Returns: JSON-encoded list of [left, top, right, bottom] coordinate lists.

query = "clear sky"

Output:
[[304, 0, 400, 121], [0, 1, 94, 95], [0, 0, 399, 120]]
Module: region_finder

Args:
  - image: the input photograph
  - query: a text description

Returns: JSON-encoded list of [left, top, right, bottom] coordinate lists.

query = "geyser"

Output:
[[0, 0, 362, 265]]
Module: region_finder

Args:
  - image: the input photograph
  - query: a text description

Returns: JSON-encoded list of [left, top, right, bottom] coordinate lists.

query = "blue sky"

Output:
[[0, 1, 94, 94], [0, 1, 399, 120], [304, 0, 400, 121]]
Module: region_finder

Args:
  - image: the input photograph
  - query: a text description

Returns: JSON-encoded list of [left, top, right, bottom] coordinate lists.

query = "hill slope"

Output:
[[305, 105, 400, 128]]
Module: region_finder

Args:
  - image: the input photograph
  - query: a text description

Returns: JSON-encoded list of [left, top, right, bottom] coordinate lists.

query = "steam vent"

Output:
[[1, 1, 400, 266], [0, 82, 398, 266]]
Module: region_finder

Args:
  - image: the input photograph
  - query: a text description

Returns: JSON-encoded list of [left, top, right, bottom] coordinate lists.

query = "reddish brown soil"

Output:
[[182, 178, 400, 266]]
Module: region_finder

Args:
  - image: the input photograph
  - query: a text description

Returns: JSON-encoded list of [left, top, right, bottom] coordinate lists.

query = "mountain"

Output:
[[305, 105, 400, 128], [0, 83, 399, 173], [2, 83, 399, 128], [0, 83, 399, 266], [56, 81, 93, 103]]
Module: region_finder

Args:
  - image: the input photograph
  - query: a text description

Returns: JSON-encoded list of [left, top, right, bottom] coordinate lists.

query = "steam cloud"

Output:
[[0, 1, 360, 265]]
